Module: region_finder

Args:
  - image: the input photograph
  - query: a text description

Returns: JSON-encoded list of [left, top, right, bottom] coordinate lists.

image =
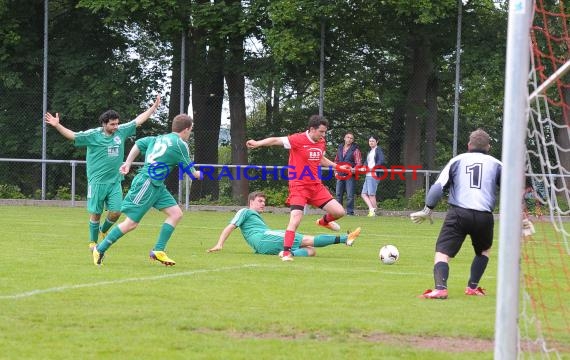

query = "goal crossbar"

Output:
[[528, 60, 570, 102]]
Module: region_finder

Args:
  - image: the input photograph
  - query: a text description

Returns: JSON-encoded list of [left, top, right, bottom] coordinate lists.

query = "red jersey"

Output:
[[282, 131, 326, 186]]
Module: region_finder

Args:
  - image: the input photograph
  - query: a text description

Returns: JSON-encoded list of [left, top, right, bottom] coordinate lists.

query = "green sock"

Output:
[[89, 221, 99, 242], [292, 248, 310, 257], [313, 234, 347, 247], [99, 218, 115, 234], [153, 223, 175, 251], [97, 226, 124, 253]]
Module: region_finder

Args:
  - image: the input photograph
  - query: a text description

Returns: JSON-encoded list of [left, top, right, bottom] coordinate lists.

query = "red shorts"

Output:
[[286, 182, 333, 208]]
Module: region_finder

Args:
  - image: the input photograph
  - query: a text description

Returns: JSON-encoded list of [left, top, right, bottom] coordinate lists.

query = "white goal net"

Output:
[[519, 0, 570, 357]]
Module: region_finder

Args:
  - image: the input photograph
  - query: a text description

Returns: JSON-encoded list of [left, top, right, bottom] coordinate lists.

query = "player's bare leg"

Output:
[[361, 194, 377, 216]]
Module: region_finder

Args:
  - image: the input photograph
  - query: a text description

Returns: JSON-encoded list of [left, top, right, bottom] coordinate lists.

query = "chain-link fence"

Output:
[[0, 73, 455, 210], [1, 2, 488, 210]]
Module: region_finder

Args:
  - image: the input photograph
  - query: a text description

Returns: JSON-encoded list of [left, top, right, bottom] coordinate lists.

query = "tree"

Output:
[[1, 0, 510, 205], [80, 0, 263, 202], [225, 0, 249, 204], [0, 0, 166, 197]]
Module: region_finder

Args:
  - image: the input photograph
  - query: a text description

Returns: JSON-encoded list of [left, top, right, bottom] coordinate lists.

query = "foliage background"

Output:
[[0, 0, 508, 205]]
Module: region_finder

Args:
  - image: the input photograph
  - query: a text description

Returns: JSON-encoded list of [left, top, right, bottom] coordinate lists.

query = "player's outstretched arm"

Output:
[[45, 112, 76, 140], [323, 156, 350, 172], [321, 156, 338, 168], [246, 137, 284, 149], [207, 224, 237, 252], [134, 94, 161, 126], [120, 144, 141, 175]]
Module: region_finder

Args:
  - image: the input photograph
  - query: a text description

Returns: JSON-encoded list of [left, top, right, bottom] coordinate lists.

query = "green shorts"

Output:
[[87, 182, 123, 214], [121, 175, 178, 223], [249, 230, 303, 255]]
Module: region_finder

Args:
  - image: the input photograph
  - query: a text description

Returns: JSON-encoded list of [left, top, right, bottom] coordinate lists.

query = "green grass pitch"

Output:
[[0, 206, 507, 359]]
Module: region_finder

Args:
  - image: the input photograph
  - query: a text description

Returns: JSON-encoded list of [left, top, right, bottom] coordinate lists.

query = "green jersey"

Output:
[[74, 120, 136, 184], [230, 208, 269, 248], [135, 133, 194, 186]]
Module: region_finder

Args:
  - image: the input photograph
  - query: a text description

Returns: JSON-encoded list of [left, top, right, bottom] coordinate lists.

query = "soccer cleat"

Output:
[[346, 227, 362, 246], [465, 286, 486, 296], [316, 218, 341, 231], [90, 230, 107, 251], [418, 289, 448, 299], [149, 250, 176, 266], [278, 251, 294, 262], [92, 247, 104, 266]]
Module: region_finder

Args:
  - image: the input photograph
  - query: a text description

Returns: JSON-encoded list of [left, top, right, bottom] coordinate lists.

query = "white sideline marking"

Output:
[[0, 264, 265, 300]]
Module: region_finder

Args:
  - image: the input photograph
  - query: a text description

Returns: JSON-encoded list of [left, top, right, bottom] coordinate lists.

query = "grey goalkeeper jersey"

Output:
[[426, 151, 502, 212]]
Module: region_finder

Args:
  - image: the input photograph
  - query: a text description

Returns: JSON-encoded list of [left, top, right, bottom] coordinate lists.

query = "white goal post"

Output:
[[496, 1, 570, 359], [494, 1, 532, 359]]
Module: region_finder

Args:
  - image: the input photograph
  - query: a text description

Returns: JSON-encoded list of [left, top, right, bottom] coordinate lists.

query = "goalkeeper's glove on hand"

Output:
[[410, 206, 433, 224], [522, 219, 536, 237]]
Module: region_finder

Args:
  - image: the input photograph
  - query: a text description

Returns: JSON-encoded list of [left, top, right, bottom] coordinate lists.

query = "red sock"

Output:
[[283, 230, 295, 253], [321, 214, 336, 224]]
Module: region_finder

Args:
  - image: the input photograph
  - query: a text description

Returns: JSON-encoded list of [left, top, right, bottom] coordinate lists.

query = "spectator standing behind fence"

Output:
[[45, 95, 161, 249], [361, 135, 385, 217], [334, 132, 362, 216], [92, 114, 201, 266]]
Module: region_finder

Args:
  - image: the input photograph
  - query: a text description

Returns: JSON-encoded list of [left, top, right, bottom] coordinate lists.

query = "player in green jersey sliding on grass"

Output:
[[92, 113, 200, 266], [45, 95, 161, 249], [207, 191, 361, 257]]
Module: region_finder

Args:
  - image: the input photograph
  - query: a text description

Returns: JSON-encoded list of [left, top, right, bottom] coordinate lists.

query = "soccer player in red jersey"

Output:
[[246, 115, 350, 262]]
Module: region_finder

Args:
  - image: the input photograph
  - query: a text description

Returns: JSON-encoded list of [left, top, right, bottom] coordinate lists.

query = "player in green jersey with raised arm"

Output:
[[207, 191, 361, 256], [92, 114, 201, 266], [45, 95, 161, 249]]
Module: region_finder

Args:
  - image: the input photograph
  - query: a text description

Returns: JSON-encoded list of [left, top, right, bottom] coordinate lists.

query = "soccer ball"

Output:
[[379, 245, 399, 265]]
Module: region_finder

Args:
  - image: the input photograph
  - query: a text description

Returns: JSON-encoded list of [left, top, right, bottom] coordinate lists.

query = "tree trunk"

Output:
[[226, 73, 249, 204], [189, 23, 224, 201], [425, 72, 438, 171], [404, 33, 433, 197], [225, 0, 249, 204], [387, 102, 406, 167]]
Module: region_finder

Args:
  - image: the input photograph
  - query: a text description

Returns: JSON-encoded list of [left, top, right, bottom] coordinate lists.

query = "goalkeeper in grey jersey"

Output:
[[411, 129, 502, 299]]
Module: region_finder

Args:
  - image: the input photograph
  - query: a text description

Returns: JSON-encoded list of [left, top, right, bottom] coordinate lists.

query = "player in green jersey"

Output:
[[92, 113, 201, 266], [207, 191, 361, 256], [45, 95, 161, 248]]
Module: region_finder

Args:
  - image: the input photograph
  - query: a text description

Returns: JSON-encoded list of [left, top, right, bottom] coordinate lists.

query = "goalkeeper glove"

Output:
[[522, 219, 536, 237], [410, 206, 433, 224]]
